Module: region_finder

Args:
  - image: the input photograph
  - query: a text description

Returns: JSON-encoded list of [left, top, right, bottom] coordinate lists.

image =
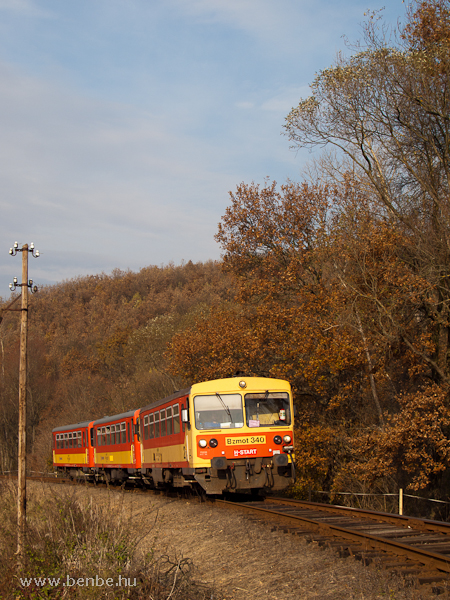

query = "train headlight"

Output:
[[283, 435, 292, 444], [209, 438, 218, 448], [198, 439, 207, 448], [273, 435, 282, 445]]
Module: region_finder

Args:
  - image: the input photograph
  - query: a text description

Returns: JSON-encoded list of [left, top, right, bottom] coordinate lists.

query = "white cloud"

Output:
[[0, 60, 235, 291], [261, 85, 312, 113], [0, 0, 51, 17], [235, 101, 255, 110]]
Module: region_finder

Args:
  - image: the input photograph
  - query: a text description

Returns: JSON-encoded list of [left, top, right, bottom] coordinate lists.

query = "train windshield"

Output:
[[194, 393, 244, 429], [245, 392, 291, 427]]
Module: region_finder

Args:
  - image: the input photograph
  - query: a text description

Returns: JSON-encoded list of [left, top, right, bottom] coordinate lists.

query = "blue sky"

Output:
[[0, 0, 406, 296]]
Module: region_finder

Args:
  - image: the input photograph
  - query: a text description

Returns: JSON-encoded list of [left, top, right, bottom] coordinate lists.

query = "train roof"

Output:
[[190, 376, 291, 395], [93, 408, 139, 426], [52, 420, 92, 433], [139, 387, 191, 414]]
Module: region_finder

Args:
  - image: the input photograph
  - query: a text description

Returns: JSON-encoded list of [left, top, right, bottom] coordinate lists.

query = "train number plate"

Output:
[[225, 436, 266, 446]]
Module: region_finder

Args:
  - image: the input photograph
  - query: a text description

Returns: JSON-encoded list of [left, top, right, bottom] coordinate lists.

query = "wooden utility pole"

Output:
[[6, 241, 39, 567], [17, 244, 29, 565]]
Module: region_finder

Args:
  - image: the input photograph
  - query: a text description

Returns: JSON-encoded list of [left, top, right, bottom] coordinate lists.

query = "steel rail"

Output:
[[216, 499, 450, 574], [265, 497, 450, 535]]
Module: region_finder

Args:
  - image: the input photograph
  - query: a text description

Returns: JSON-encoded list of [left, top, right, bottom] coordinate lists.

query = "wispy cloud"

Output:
[[0, 0, 407, 294]]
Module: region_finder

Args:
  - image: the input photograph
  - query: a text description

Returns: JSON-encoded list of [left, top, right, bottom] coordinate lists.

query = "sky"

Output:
[[0, 0, 407, 297]]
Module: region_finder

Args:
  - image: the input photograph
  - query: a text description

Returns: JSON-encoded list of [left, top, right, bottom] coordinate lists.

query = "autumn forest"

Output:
[[1, 0, 450, 513]]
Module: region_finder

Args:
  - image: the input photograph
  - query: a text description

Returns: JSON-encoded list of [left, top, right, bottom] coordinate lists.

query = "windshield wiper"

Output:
[[216, 393, 233, 423]]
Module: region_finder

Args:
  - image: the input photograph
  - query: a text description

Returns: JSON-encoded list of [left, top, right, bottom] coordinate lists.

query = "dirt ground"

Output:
[[44, 483, 450, 600]]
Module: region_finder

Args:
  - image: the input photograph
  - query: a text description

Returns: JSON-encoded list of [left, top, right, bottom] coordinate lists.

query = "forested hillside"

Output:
[[0, 261, 234, 472], [1, 0, 450, 510]]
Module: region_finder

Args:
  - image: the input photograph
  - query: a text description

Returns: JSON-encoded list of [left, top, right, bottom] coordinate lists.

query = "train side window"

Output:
[[154, 412, 160, 438], [64, 433, 68, 448], [69, 433, 73, 448], [149, 413, 154, 439], [97, 429, 101, 446], [166, 406, 173, 436], [173, 404, 180, 434], [160, 409, 166, 437], [78, 431, 82, 448], [121, 422, 126, 443], [143, 415, 148, 440], [127, 421, 130, 443], [82, 431, 85, 447], [91, 428, 95, 447], [55, 434, 59, 449], [114, 425, 119, 445], [106, 426, 110, 445]]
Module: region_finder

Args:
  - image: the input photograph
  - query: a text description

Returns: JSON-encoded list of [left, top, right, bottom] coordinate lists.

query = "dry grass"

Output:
[[0, 480, 220, 599]]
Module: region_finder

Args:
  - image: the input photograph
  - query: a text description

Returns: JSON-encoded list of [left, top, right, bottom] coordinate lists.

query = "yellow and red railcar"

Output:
[[140, 376, 295, 494], [92, 408, 141, 483], [52, 420, 94, 479]]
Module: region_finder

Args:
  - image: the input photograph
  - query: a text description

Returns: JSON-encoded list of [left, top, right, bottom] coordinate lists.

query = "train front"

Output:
[[186, 377, 295, 494]]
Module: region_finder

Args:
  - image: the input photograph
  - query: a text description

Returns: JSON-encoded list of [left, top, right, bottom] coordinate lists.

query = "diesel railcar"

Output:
[[52, 376, 295, 494]]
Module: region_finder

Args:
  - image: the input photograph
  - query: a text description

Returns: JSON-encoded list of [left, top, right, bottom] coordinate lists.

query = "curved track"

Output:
[[215, 497, 450, 591]]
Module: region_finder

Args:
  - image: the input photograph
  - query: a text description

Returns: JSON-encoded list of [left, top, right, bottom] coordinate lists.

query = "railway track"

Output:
[[7, 475, 450, 592], [215, 497, 450, 593]]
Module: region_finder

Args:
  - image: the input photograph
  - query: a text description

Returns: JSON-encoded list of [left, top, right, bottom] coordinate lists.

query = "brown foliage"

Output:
[[0, 260, 233, 472], [348, 385, 450, 492]]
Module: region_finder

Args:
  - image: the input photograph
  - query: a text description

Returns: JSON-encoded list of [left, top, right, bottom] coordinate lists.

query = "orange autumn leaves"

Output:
[[168, 176, 450, 495]]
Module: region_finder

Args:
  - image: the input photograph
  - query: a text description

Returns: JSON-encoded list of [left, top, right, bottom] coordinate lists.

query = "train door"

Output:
[[181, 396, 193, 465], [132, 409, 142, 469]]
